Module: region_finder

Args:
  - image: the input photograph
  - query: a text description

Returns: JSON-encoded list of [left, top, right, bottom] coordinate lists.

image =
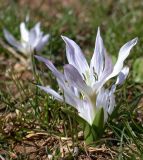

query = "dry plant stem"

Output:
[[0, 38, 27, 65]]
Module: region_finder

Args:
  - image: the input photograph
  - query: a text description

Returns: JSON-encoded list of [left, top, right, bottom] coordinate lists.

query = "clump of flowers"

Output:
[[3, 22, 50, 68], [4, 22, 50, 56], [35, 28, 137, 143]]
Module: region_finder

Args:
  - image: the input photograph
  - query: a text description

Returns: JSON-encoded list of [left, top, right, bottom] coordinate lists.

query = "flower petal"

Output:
[[78, 100, 95, 125], [37, 85, 63, 101], [93, 53, 113, 92], [36, 57, 82, 108], [96, 87, 115, 122], [95, 38, 138, 92], [33, 22, 41, 36], [35, 34, 50, 51], [3, 29, 23, 51], [64, 91, 82, 108], [100, 53, 113, 80], [107, 38, 138, 80], [20, 22, 29, 42], [116, 66, 129, 85], [64, 64, 92, 95], [108, 90, 115, 115], [61, 36, 89, 75], [90, 27, 106, 78], [109, 66, 129, 95], [29, 28, 37, 48], [28, 23, 43, 48], [35, 55, 64, 82]]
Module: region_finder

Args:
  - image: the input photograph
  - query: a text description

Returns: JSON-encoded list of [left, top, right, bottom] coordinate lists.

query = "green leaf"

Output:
[[83, 121, 97, 145], [83, 107, 105, 145], [92, 107, 104, 136], [133, 58, 143, 83]]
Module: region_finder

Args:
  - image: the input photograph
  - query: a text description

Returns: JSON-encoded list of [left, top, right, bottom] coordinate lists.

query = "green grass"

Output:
[[1, 0, 143, 159]]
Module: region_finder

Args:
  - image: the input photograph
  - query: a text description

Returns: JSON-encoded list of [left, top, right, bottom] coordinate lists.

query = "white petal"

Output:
[[90, 27, 106, 78], [109, 67, 129, 95], [61, 36, 89, 75], [20, 22, 29, 42], [107, 38, 138, 80], [64, 91, 81, 108], [3, 29, 24, 51], [116, 66, 129, 85], [93, 53, 113, 92], [96, 88, 115, 123], [33, 22, 41, 36], [108, 91, 115, 115], [64, 64, 92, 95], [29, 30, 42, 48], [100, 53, 113, 81], [96, 88, 108, 110], [36, 34, 50, 51], [35, 55, 64, 82], [78, 100, 95, 125], [95, 38, 138, 92], [38, 85, 63, 101], [91, 28, 113, 92], [36, 57, 84, 113], [29, 29, 37, 48], [29, 23, 42, 48]]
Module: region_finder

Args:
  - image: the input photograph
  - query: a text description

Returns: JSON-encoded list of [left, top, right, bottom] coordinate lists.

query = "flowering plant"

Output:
[[35, 28, 137, 144], [4, 22, 50, 57]]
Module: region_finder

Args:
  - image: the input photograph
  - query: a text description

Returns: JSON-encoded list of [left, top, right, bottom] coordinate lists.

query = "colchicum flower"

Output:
[[35, 28, 137, 129], [3, 22, 50, 56]]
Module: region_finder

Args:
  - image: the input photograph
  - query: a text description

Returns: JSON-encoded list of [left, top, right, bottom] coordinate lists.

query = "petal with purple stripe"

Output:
[[62, 36, 89, 75]]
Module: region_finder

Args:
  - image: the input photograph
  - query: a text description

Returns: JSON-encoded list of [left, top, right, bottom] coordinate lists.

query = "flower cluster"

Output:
[[35, 28, 138, 126], [4, 22, 50, 56]]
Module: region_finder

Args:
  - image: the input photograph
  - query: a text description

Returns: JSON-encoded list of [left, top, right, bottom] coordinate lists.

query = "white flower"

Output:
[[3, 22, 50, 56], [35, 28, 137, 125]]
